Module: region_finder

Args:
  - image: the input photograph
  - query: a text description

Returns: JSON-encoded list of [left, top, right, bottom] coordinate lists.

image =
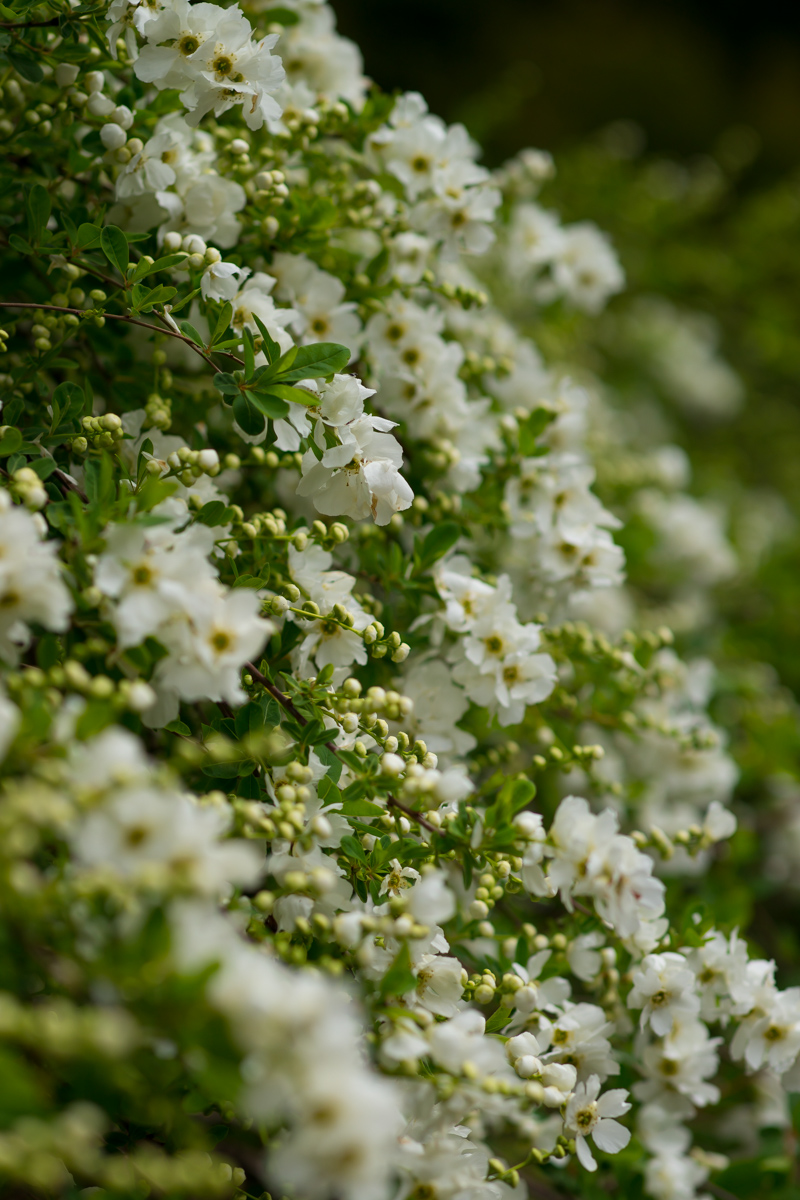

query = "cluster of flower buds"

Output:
[[253, 168, 289, 206], [144, 392, 171, 431], [71, 412, 124, 454], [162, 446, 220, 485], [10, 467, 47, 511], [162, 231, 222, 272], [363, 621, 411, 663]]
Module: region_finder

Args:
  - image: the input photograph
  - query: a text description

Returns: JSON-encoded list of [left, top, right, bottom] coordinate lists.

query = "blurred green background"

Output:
[[334, 0, 800, 170]]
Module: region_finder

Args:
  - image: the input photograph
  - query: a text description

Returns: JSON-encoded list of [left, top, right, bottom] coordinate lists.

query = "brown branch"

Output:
[[244, 660, 338, 748], [0, 17, 60, 27], [387, 793, 437, 834], [52, 468, 88, 503], [244, 661, 438, 832], [0, 300, 225, 373]]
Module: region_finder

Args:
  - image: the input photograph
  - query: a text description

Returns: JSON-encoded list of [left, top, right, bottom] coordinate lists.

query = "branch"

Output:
[[387, 793, 437, 834], [244, 662, 438, 832], [244, 660, 338, 749], [0, 17, 60, 27], [0, 300, 225, 373], [52, 468, 88, 503]]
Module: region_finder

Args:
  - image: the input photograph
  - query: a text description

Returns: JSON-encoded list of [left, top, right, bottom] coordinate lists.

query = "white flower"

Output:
[[379, 858, 419, 897], [552, 222, 625, 313], [317, 374, 375, 428], [180, 10, 285, 130], [736, 989, 800, 1074], [72, 783, 262, 893], [297, 412, 413, 525], [153, 587, 273, 710], [134, 0, 224, 90], [0, 687, 19, 762], [201, 259, 250, 301], [635, 1019, 721, 1108], [539, 1002, 619, 1081], [563, 1075, 631, 1171], [703, 800, 736, 842], [506, 201, 565, 273], [270, 253, 362, 350], [94, 519, 217, 649], [566, 932, 605, 983], [231, 271, 297, 347], [0, 492, 73, 662], [409, 954, 464, 1017], [628, 953, 701, 1037]]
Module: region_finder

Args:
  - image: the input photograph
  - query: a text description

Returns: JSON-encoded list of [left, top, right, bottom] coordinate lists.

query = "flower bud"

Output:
[[55, 63, 80, 88], [87, 93, 115, 117], [100, 122, 126, 151], [380, 752, 404, 778], [111, 104, 133, 129]]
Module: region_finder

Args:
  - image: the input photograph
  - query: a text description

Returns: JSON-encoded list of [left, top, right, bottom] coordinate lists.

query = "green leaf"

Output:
[[36, 634, 61, 672], [100, 224, 129, 278], [180, 320, 204, 347], [484, 1005, 512, 1034], [28, 458, 58, 480], [164, 719, 191, 736], [76, 222, 102, 249], [27, 184, 50, 240], [51, 381, 84, 432], [8, 233, 33, 255], [339, 799, 385, 817], [210, 301, 233, 346], [251, 313, 281, 363], [317, 744, 342, 782], [250, 382, 318, 407], [234, 702, 266, 739], [8, 52, 43, 83], [417, 522, 460, 572], [195, 500, 234, 527], [518, 406, 556, 456], [247, 390, 289, 420], [340, 834, 368, 864], [262, 6, 300, 24], [132, 253, 186, 281], [243, 326, 256, 377], [0, 427, 22, 457], [213, 373, 240, 396], [232, 392, 266, 437], [318, 776, 342, 805], [380, 943, 416, 998], [232, 573, 269, 588], [275, 341, 350, 382], [75, 699, 114, 740], [166, 286, 200, 315], [500, 777, 536, 815], [137, 284, 177, 311]]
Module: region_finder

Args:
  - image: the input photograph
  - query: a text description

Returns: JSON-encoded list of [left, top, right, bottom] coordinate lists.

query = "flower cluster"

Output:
[[0, 1, 796, 1199]]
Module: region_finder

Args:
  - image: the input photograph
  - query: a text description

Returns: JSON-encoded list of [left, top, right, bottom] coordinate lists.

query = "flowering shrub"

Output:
[[0, 3, 797, 1199]]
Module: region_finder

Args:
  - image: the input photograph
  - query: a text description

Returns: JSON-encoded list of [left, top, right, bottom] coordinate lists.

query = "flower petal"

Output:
[[592, 1118, 631, 1155]]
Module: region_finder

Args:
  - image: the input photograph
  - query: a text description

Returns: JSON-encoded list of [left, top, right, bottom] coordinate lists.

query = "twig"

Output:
[[52, 468, 88, 503], [0, 17, 61, 27], [243, 660, 438, 834], [0, 300, 226, 374], [387, 793, 437, 834], [244, 660, 337, 748]]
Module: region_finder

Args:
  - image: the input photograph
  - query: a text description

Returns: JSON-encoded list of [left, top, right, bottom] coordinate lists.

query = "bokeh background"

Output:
[[334, 0, 800, 170]]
